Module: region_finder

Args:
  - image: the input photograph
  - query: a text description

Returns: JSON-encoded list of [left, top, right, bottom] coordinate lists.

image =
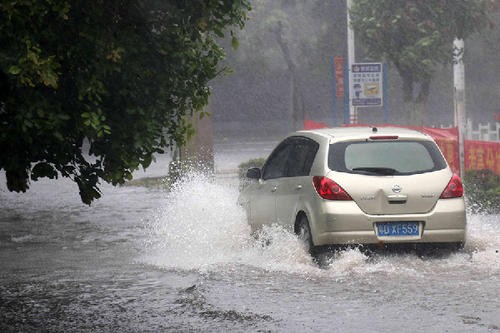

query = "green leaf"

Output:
[[31, 162, 58, 181], [8, 65, 22, 75], [231, 35, 239, 50], [54, 131, 64, 141]]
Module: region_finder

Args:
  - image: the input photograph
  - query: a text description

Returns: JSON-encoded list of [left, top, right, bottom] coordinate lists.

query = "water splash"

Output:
[[144, 172, 500, 278], [145, 171, 250, 270], [143, 172, 317, 274]]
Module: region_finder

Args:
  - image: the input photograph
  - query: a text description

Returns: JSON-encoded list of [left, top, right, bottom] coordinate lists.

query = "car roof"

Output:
[[294, 126, 433, 142]]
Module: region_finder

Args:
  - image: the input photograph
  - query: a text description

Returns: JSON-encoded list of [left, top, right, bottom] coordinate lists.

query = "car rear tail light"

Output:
[[313, 176, 352, 200], [439, 174, 464, 199]]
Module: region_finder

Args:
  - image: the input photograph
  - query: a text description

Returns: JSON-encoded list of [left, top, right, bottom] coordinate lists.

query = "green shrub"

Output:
[[463, 169, 500, 214]]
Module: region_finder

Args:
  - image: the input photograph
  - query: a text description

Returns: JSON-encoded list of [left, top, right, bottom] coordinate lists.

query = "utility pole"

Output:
[[346, 0, 357, 124], [453, 38, 466, 178]]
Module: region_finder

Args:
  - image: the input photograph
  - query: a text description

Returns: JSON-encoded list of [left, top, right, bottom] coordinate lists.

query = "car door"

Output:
[[275, 137, 319, 227], [249, 141, 292, 227]]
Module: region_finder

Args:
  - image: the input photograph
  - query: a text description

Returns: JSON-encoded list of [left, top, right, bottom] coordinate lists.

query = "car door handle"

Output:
[[295, 185, 302, 190], [271, 186, 278, 192]]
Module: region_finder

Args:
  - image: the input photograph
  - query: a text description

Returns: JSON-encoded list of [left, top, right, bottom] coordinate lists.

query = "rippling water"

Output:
[[0, 146, 499, 332]]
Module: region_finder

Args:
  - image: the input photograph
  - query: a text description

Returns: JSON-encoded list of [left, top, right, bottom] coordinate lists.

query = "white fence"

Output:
[[466, 120, 500, 142], [440, 120, 500, 142]]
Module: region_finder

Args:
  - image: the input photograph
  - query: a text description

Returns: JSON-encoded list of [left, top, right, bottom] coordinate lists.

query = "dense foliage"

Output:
[[464, 169, 500, 214], [0, 0, 250, 204], [350, 0, 490, 123]]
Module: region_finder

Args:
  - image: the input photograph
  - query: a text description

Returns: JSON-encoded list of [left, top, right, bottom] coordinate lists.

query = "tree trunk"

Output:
[[396, 63, 431, 126], [181, 107, 214, 173], [274, 21, 303, 131], [170, 100, 214, 180]]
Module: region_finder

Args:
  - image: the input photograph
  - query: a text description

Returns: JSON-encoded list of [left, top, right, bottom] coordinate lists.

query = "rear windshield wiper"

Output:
[[351, 167, 399, 175]]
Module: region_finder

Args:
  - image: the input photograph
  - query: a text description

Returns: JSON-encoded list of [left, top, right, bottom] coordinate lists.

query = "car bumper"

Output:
[[311, 198, 466, 246]]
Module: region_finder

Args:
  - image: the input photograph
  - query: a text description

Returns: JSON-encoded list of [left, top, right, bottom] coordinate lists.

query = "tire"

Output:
[[296, 215, 315, 255]]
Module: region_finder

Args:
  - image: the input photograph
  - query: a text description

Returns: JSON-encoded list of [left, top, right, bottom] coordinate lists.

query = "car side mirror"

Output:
[[246, 167, 261, 179]]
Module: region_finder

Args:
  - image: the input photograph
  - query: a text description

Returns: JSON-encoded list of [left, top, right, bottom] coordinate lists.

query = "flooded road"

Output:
[[1, 143, 499, 332]]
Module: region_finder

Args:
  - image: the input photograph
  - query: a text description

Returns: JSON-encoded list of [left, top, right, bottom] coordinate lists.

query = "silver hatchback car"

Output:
[[238, 127, 466, 253]]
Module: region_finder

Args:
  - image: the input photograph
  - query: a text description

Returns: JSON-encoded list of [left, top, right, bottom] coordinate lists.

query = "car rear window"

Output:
[[329, 140, 447, 175]]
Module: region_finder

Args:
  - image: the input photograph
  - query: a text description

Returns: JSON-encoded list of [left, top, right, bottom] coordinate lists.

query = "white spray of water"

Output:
[[144, 173, 499, 278], [145, 172, 249, 270], [144, 172, 317, 274]]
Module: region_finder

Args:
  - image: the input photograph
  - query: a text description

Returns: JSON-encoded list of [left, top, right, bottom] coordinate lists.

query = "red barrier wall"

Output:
[[465, 140, 500, 174]]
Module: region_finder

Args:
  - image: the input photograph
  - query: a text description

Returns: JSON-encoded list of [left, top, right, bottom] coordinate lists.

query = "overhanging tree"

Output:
[[350, 0, 490, 124], [0, 0, 250, 204]]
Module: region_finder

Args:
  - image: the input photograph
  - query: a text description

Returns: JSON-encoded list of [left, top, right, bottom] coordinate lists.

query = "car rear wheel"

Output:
[[296, 215, 315, 255]]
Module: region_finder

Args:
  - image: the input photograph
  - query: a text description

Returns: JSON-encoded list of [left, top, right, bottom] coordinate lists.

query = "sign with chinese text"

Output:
[[465, 140, 500, 174], [350, 63, 383, 107]]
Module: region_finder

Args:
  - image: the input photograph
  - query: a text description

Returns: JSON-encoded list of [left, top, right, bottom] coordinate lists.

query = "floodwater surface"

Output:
[[0, 145, 499, 332]]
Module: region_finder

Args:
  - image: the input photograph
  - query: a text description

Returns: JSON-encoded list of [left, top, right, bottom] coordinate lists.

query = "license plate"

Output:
[[376, 222, 419, 237]]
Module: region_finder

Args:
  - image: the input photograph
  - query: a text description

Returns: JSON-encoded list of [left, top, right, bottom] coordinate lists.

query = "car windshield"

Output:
[[329, 140, 447, 175]]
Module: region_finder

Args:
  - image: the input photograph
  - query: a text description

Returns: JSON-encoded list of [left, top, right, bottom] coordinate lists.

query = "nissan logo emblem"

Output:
[[392, 185, 402, 193]]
